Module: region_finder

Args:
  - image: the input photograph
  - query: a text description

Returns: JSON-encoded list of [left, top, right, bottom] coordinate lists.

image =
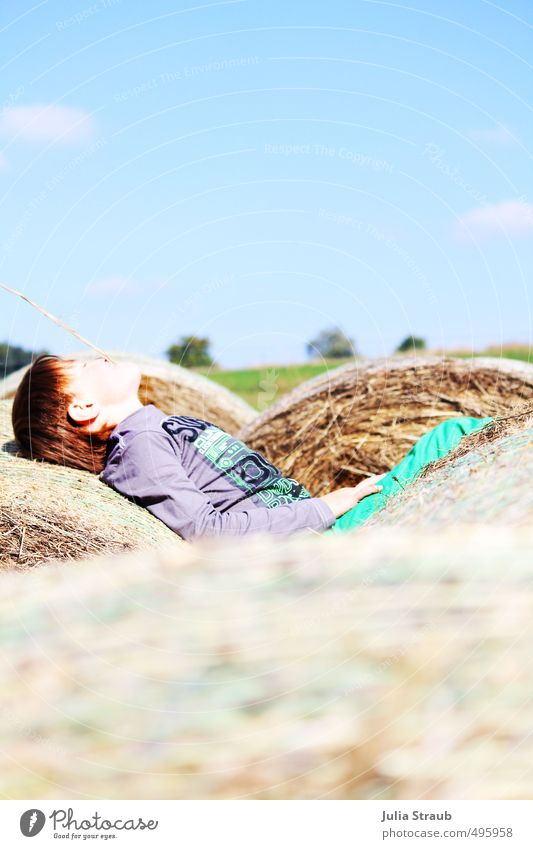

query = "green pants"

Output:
[[323, 415, 494, 534]]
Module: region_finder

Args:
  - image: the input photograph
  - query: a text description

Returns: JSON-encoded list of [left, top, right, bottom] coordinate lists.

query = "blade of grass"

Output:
[[0, 282, 117, 363]]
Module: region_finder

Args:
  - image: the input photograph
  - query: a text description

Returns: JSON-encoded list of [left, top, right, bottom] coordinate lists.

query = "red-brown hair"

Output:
[[11, 354, 114, 474]]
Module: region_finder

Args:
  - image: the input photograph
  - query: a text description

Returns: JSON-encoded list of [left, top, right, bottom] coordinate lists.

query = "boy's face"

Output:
[[63, 356, 141, 409]]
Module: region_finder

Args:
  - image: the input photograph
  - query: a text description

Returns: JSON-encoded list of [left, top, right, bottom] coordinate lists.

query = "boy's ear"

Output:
[[67, 398, 101, 425]]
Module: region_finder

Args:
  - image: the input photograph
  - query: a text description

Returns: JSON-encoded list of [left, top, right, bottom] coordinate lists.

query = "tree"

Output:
[[395, 335, 427, 353], [166, 334, 216, 368], [306, 326, 357, 360], [0, 343, 49, 377]]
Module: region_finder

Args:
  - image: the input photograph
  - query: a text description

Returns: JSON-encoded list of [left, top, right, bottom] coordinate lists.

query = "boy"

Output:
[[12, 354, 492, 542], [12, 354, 384, 541]]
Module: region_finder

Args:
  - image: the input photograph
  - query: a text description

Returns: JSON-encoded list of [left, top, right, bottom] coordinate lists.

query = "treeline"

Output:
[[166, 329, 427, 367], [0, 343, 49, 377], [1, 329, 427, 376]]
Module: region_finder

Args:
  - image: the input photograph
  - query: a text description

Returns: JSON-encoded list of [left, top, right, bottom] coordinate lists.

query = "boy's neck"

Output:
[[107, 396, 145, 430]]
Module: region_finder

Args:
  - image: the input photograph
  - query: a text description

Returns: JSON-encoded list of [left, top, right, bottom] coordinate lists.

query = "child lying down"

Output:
[[11, 354, 493, 542]]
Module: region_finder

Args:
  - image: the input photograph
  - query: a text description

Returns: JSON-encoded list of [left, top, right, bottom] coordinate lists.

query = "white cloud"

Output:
[[0, 104, 94, 144], [467, 126, 517, 145], [454, 199, 533, 242], [85, 276, 141, 297]]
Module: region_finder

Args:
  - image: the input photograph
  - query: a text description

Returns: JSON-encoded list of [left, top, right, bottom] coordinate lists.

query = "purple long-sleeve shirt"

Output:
[[99, 403, 336, 541]]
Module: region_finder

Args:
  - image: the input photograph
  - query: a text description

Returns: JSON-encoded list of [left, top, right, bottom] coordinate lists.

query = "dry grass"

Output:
[[418, 399, 533, 478], [367, 401, 533, 529], [0, 525, 532, 799], [0, 399, 181, 569], [0, 281, 115, 362], [238, 355, 533, 495]]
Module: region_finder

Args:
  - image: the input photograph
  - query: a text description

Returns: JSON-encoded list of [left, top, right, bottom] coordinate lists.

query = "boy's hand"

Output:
[[318, 474, 387, 519]]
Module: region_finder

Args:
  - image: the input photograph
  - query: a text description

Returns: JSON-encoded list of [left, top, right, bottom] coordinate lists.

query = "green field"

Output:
[[195, 358, 354, 409], [196, 347, 531, 410], [446, 345, 532, 363]]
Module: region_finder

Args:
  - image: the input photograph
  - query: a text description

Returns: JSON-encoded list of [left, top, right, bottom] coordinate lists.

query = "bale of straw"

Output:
[[0, 399, 181, 569], [369, 400, 533, 529], [238, 355, 533, 494], [1, 348, 255, 434], [0, 524, 532, 799]]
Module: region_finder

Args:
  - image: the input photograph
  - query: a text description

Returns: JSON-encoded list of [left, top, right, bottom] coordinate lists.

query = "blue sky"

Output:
[[0, 0, 532, 368]]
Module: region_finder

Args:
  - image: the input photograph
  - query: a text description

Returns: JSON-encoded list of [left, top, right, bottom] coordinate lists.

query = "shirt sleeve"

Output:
[[102, 431, 336, 542]]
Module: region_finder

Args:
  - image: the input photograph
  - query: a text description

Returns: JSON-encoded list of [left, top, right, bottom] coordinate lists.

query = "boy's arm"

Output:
[[101, 431, 336, 541]]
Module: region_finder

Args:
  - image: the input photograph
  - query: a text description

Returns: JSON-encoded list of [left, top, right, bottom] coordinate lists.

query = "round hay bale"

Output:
[[1, 348, 255, 434], [368, 400, 533, 529], [0, 524, 532, 799], [238, 355, 533, 494], [0, 399, 181, 569]]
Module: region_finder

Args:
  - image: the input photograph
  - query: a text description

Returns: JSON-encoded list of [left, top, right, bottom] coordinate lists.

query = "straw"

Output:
[[238, 355, 533, 494], [0, 523, 532, 798], [0, 282, 117, 363], [367, 402, 533, 529], [0, 398, 180, 569]]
